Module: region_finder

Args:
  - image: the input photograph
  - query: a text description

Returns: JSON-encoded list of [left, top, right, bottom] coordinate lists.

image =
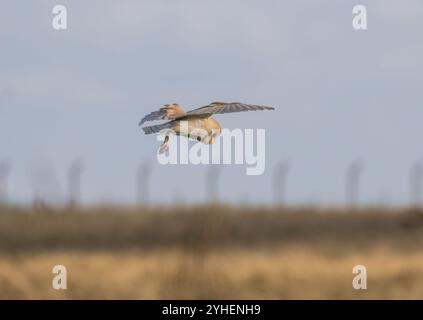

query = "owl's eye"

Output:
[[196, 136, 201, 142]]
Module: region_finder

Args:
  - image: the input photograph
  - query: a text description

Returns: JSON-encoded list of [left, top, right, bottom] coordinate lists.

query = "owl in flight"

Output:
[[139, 101, 274, 153]]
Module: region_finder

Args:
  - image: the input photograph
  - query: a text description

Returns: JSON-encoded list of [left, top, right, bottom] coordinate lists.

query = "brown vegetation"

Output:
[[1, 205, 423, 299]]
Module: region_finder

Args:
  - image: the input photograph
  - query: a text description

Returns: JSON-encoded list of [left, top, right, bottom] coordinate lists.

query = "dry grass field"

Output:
[[1, 205, 423, 299]]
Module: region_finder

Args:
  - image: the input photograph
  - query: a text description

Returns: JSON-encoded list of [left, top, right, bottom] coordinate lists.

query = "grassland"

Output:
[[1, 205, 423, 299]]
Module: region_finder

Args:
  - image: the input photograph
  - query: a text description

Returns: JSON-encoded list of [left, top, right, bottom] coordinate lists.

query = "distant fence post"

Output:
[[345, 160, 364, 209], [206, 166, 222, 204], [410, 160, 423, 208], [0, 160, 11, 205], [68, 159, 84, 207], [273, 160, 290, 206], [137, 160, 153, 206]]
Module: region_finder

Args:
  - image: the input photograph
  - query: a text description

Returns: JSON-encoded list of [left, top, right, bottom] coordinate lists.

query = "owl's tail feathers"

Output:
[[158, 135, 171, 154], [141, 122, 174, 154], [142, 122, 172, 135]]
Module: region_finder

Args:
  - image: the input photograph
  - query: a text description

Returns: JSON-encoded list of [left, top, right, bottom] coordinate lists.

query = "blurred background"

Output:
[[1, 0, 423, 299]]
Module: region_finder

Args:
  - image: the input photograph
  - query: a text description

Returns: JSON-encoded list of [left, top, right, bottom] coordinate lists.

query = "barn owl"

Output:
[[139, 101, 274, 153]]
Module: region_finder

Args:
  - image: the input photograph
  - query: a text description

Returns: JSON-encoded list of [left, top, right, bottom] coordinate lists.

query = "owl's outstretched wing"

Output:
[[138, 104, 185, 126], [186, 102, 274, 116]]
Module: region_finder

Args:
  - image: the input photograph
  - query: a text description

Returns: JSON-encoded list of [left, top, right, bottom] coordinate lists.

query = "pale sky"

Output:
[[1, 0, 422, 206]]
